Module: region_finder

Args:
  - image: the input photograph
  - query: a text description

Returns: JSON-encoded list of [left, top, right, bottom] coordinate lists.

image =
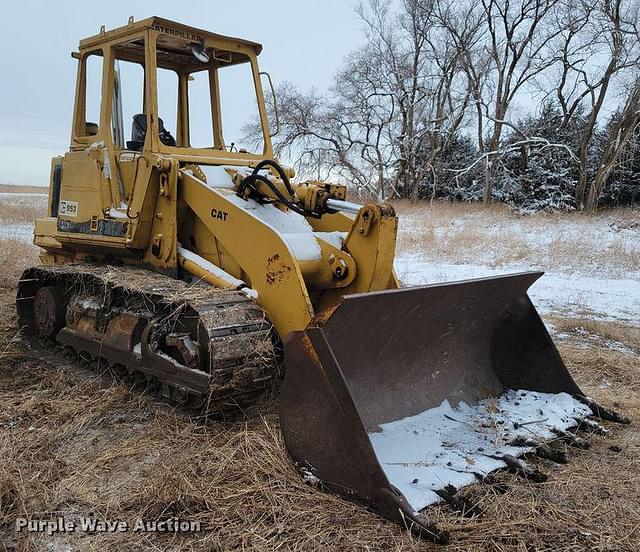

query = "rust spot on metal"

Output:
[[266, 253, 291, 285], [312, 303, 342, 327], [380, 203, 396, 217]]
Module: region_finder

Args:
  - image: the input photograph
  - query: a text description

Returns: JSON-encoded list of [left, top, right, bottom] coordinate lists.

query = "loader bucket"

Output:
[[280, 271, 586, 542]]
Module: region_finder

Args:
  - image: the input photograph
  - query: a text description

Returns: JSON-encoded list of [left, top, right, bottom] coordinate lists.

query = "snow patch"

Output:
[[395, 257, 640, 325], [0, 192, 48, 199], [108, 208, 129, 219], [199, 165, 252, 188], [101, 149, 111, 180], [300, 467, 321, 487], [368, 389, 591, 512], [223, 191, 323, 261], [223, 192, 311, 233], [278, 232, 322, 261], [316, 231, 348, 250], [78, 297, 102, 311], [240, 287, 259, 299], [0, 223, 34, 242]]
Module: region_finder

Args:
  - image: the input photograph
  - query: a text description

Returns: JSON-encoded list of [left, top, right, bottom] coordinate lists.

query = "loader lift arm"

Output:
[[178, 166, 399, 337]]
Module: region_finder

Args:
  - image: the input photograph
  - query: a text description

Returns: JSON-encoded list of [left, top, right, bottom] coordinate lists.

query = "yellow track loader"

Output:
[[17, 17, 628, 543]]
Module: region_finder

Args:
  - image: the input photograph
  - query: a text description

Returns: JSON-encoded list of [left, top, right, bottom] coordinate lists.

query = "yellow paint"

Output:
[[34, 17, 401, 339]]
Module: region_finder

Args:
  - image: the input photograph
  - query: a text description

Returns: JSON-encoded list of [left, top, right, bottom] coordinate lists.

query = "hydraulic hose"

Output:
[[238, 159, 322, 218]]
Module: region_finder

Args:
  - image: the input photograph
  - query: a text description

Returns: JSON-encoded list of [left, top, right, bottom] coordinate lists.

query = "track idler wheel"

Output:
[[33, 286, 66, 338]]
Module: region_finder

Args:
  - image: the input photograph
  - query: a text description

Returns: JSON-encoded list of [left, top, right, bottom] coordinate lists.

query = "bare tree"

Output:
[[357, 0, 434, 201], [587, 80, 640, 209], [435, 0, 490, 152], [551, 0, 640, 209], [255, 0, 640, 212], [478, 0, 564, 202], [262, 0, 473, 201], [358, 0, 473, 202], [264, 70, 397, 200]]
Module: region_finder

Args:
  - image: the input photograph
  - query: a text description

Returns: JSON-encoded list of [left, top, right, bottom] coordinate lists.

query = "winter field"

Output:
[[0, 189, 639, 551], [2, 192, 639, 324], [394, 201, 640, 325]]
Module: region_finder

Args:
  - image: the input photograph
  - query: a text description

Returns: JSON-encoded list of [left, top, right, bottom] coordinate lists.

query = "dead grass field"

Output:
[[393, 201, 640, 277], [0, 201, 638, 550], [0, 185, 48, 195], [0, 254, 638, 551], [0, 240, 39, 276], [0, 195, 47, 226]]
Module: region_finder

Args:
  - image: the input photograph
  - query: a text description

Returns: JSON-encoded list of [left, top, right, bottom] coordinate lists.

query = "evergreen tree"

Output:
[[492, 102, 588, 211]]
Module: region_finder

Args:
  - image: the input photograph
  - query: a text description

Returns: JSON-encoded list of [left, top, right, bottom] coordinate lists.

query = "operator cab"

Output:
[[70, 17, 276, 159]]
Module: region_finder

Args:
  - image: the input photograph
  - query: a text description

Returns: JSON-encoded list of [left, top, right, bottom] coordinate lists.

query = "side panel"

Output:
[[48, 148, 132, 257], [56, 149, 112, 236], [142, 163, 178, 272], [121, 156, 159, 251]]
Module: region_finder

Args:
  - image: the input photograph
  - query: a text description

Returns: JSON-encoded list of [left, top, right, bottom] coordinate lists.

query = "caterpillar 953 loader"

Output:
[[17, 17, 628, 543]]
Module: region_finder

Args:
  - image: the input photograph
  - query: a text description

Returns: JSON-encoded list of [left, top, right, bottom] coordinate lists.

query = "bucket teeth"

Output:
[[509, 436, 569, 464], [576, 417, 609, 435], [574, 395, 631, 424], [434, 485, 481, 518], [473, 472, 510, 494], [493, 454, 548, 483], [405, 516, 450, 545], [551, 428, 591, 450]]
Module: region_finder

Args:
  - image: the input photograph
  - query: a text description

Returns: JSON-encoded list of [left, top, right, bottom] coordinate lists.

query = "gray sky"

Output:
[[0, 0, 362, 185]]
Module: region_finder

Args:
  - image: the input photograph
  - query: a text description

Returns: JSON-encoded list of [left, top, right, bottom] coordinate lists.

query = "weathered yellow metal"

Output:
[[180, 170, 316, 336], [33, 16, 400, 338]]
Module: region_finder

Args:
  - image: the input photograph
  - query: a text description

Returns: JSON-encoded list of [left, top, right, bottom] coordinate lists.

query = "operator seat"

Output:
[[126, 114, 176, 150]]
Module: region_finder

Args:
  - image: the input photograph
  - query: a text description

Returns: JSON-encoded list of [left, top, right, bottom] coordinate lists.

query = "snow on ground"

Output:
[[396, 205, 639, 277], [0, 223, 34, 242], [0, 192, 48, 212], [395, 257, 640, 325], [369, 389, 591, 512], [0, 192, 47, 199], [0, 193, 45, 243], [396, 207, 640, 325]]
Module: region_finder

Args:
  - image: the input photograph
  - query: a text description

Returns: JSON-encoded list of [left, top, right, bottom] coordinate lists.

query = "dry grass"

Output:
[[0, 197, 638, 549], [0, 185, 48, 195], [0, 278, 639, 551], [549, 317, 640, 392], [553, 318, 640, 354], [0, 195, 47, 226], [0, 239, 39, 287], [393, 200, 640, 276]]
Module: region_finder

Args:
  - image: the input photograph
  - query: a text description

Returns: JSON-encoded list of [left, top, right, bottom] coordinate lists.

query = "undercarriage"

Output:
[[17, 265, 278, 415]]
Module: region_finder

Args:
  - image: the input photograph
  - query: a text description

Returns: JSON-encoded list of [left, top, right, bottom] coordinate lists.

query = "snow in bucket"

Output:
[[368, 389, 591, 512]]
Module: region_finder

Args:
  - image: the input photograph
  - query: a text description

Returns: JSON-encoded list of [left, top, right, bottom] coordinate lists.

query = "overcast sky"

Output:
[[0, 1, 362, 185]]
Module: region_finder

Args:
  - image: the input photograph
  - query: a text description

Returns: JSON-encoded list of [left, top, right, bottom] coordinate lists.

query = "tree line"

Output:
[[256, 0, 640, 211]]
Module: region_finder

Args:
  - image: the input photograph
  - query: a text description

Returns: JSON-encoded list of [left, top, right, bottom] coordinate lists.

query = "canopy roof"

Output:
[[79, 16, 263, 55]]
